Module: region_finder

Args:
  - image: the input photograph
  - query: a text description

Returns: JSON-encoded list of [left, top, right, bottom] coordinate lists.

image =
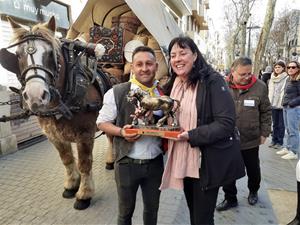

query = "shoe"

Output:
[[276, 147, 290, 155], [287, 216, 300, 225], [248, 192, 258, 205], [281, 151, 298, 160], [216, 199, 238, 211], [268, 143, 276, 148], [274, 144, 282, 149]]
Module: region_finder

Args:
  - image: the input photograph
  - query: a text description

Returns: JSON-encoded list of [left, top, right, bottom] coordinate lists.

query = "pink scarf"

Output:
[[160, 77, 200, 190]]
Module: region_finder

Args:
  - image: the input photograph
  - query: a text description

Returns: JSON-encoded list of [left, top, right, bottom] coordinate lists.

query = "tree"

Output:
[[265, 11, 290, 65], [253, 0, 277, 75], [223, 0, 257, 68]]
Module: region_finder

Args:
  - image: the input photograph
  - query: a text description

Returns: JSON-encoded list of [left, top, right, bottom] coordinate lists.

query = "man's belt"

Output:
[[120, 154, 162, 165]]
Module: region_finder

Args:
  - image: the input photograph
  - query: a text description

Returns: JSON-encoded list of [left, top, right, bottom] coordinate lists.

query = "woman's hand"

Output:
[[177, 131, 189, 141], [165, 129, 189, 141]]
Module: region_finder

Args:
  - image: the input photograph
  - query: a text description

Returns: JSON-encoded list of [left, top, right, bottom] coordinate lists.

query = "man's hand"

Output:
[[121, 124, 141, 142], [260, 136, 266, 145]]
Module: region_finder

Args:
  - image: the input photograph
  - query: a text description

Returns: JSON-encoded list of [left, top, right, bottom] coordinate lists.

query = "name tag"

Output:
[[244, 99, 255, 107]]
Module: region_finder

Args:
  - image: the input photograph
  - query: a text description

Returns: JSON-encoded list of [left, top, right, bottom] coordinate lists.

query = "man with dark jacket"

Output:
[[216, 57, 272, 211]]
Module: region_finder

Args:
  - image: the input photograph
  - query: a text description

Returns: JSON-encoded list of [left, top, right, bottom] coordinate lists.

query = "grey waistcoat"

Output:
[[113, 82, 135, 161]]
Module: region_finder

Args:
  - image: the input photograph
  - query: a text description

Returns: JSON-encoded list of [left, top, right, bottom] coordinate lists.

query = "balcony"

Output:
[[163, 0, 192, 16]]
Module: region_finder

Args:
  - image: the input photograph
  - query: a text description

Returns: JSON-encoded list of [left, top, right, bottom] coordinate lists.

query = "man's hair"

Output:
[[231, 57, 252, 70], [132, 46, 156, 61]]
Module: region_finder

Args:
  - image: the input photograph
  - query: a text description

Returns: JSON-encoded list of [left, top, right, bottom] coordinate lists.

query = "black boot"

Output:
[[287, 181, 300, 225]]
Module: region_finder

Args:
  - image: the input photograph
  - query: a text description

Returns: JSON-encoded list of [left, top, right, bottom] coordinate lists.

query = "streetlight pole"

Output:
[[247, 26, 260, 57]]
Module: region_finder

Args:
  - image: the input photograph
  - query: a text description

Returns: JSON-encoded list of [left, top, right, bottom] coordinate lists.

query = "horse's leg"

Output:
[[170, 111, 178, 127], [157, 113, 168, 127], [50, 140, 80, 198], [74, 140, 95, 210], [105, 135, 115, 170]]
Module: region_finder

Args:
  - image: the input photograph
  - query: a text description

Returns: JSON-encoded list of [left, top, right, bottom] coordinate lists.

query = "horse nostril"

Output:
[[23, 92, 28, 100], [41, 90, 48, 101]]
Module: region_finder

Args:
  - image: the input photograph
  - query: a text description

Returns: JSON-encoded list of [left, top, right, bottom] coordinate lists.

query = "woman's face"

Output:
[[170, 43, 197, 81], [287, 62, 300, 77], [274, 65, 285, 75]]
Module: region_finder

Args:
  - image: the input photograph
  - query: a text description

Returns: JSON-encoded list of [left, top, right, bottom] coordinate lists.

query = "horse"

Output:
[[0, 16, 117, 210], [126, 89, 180, 127]]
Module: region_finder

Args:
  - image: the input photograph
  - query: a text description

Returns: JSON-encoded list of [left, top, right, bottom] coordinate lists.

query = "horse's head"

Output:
[[0, 16, 61, 113], [126, 88, 148, 104]]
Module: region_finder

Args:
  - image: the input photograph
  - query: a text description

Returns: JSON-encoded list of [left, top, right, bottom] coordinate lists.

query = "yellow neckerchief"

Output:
[[129, 75, 157, 96]]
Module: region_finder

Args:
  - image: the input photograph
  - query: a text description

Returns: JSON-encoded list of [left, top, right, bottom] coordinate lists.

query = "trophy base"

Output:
[[125, 125, 181, 138]]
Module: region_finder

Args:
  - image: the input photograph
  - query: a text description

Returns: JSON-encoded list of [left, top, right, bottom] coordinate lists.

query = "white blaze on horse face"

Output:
[[22, 41, 51, 112]]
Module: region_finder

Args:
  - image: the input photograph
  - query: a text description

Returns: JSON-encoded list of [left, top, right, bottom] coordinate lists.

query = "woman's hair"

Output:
[[163, 36, 214, 94], [288, 60, 300, 69]]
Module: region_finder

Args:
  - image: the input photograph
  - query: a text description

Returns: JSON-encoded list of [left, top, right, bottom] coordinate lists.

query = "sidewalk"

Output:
[[0, 135, 297, 224]]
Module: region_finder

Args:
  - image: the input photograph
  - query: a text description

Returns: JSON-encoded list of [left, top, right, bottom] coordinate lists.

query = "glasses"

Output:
[[287, 66, 298, 69], [235, 71, 252, 78]]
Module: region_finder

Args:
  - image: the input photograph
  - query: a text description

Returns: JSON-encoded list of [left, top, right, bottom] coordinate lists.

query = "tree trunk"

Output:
[[253, 0, 277, 75]]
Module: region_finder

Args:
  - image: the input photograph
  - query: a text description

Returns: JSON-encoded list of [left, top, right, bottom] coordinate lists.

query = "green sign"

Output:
[[0, 0, 70, 29]]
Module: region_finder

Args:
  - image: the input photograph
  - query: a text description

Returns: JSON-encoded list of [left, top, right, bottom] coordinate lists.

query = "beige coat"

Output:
[[268, 72, 288, 108]]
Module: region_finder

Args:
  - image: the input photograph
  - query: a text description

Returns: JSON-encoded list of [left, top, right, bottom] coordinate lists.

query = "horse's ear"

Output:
[[44, 16, 56, 33], [7, 16, 27, 33]]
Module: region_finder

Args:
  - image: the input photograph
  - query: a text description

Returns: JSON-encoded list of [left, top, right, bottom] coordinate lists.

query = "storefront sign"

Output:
[[0, 0, 70, 29]]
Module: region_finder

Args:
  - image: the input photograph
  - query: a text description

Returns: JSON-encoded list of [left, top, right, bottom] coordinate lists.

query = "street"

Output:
[[0, 134, 297, 225]]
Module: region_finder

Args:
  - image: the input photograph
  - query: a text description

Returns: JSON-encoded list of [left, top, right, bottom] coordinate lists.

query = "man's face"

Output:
[[131, 51, 158, 87], [231, 64, 252, 85]]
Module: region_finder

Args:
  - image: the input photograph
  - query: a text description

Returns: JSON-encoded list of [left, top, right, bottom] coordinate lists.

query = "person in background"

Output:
[[160, 36, 245, 225], [277, 61, 300, 160], [216, 57, 272, 211], [97, 46, 164, 225], [261, 65, 273, 87], [268, 61, 288, 150], [287, 159, 300, 225]]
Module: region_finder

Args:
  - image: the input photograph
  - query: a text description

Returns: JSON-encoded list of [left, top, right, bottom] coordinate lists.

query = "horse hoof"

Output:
[[62, 188, 78, 199], [74, 198, 91, 210], [105, 162, 114, 170]]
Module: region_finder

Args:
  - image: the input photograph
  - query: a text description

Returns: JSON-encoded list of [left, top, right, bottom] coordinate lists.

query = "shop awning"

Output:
[[67, 0, 182, 49]]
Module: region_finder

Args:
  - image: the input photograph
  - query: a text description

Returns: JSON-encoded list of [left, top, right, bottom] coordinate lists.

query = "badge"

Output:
[[244, 99, 255, 107]]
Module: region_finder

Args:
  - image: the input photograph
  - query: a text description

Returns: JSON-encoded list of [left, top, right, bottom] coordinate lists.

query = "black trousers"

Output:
[[223, 146, 261, 202], [184, 176, 219, 225], [114, 154, 164, 225]]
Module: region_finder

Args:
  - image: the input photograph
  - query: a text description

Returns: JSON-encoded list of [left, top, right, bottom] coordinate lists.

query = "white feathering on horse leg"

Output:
[[64, 163, 80, 190], [76, 172, 95, 199]]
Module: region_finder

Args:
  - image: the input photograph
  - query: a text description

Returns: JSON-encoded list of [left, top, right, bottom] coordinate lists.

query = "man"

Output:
[[216, 57, 272, 211], [97, 46, 164, 225]]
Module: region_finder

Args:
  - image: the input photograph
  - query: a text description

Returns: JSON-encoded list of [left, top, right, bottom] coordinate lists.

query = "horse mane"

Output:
[[11, 23, 60, 52]]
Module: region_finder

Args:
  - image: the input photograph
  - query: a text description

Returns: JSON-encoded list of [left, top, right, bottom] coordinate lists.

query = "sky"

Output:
[[208, 0, 300, 32]]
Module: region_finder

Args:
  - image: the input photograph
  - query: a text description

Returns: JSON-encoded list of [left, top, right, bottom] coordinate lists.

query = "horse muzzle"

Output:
[[22, 84, 51, 113]]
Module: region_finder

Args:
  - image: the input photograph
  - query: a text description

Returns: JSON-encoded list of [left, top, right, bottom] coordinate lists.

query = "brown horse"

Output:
[[0, 16, 115, 210]]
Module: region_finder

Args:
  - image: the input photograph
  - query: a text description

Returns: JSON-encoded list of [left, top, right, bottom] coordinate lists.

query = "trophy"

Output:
[[124, 89, 181, 138]]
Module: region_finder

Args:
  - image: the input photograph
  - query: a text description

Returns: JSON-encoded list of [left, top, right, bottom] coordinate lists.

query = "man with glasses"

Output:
[[216, 57, 271, 211]]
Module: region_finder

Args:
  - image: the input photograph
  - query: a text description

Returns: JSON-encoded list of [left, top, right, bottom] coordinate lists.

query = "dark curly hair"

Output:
[[163, 36, 215, 94]]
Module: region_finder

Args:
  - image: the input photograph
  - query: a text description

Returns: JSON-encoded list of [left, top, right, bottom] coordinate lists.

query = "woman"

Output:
[[160, 36, 245, 225], [277, 61, 300, 160], [268, 61, 288, 149]]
